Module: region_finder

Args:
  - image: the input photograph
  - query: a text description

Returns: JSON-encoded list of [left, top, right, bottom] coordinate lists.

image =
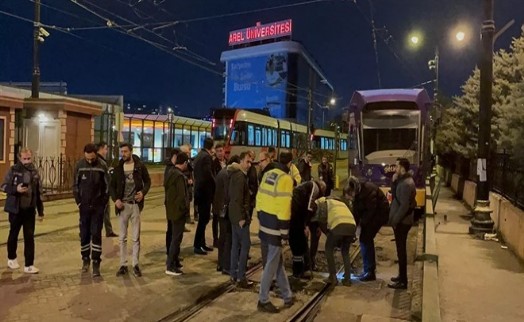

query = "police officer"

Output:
[[73, 143, 110, 277], [257, 152, 295, 314], [2, 148, 44, 274], [289, 180, 325, 278], [311, 197, 357, 286]]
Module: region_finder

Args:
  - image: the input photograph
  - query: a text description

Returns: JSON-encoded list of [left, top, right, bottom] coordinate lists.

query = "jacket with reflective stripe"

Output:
[[256, 168, 294, 246]]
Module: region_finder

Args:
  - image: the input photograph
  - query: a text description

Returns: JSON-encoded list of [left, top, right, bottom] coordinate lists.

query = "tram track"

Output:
[[286, 244, 361, 322]]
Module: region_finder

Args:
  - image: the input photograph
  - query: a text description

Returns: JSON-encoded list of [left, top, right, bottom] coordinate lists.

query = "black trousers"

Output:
[[166, 219, 172, 255], [360, 225, 381, 273], [79, 205, 104, 262], [194, 199, 211, 248], [7, 208, 36, 266], [218, 216, 232, 271], [309, 221, 320, 268], [212, 212, 219, 243], [103, 203, 114, 235], [394, 223, 412, 283], [166, 218, 185, 270]]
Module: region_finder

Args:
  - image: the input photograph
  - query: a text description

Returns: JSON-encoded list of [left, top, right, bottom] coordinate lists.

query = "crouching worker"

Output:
[[311, 197, 357, 286]]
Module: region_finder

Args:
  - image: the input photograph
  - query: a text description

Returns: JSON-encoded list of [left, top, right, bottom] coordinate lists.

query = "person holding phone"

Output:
[[227, 151, 253, 288], [2, 148, 44, 274]]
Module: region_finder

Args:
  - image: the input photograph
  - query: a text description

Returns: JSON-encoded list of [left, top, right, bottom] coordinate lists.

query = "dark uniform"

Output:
[[289, 181, 321, 277], [73, 158, 109, 274]]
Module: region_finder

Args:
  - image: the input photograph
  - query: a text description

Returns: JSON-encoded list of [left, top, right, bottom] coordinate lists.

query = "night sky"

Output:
[[1, 0, 523, 117]]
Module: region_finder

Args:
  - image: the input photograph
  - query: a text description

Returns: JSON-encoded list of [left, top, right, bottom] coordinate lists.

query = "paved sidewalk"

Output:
[[435, 187, 524, 322]]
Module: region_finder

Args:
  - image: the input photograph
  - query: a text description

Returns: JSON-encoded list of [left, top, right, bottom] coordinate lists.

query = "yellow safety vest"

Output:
[[256, 168, 294, 244], [316, 197, 356, 231], [289, 163, 302, 185]]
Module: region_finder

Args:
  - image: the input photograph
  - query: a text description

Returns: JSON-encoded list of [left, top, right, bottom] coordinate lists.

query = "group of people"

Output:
[[2, 141, 416, 314]]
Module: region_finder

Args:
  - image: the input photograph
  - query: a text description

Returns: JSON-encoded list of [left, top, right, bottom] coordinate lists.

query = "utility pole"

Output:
[[470, 0, 495, 235], [306, 71, 314, 151], [32, 0, 41, 98]]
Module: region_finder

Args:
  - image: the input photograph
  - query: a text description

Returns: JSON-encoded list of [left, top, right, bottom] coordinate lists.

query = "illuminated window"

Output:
[[248, 124, 255, 146], [255, 126, 261, 146]]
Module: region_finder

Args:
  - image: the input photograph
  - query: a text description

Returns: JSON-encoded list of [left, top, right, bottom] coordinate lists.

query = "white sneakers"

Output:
[[7, 259, 20, 269], [7, 259, 39, 273], [23, 266, 39, 274]]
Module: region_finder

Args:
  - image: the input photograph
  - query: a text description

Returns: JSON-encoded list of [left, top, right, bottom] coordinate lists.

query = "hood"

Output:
[[227, 162, 247, 175]]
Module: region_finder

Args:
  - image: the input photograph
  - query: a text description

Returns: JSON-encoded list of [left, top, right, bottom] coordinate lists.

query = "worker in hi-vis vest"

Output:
[[311, 196, 357, 286]]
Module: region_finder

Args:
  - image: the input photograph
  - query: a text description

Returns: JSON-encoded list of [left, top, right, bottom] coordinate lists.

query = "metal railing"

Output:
[[34, 155, 77, 195]]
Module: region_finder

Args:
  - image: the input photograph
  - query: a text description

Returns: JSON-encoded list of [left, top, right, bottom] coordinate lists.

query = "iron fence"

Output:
[[34, 155, 77, 195]]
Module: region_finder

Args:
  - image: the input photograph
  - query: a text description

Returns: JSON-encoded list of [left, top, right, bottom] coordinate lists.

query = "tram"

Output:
[[211, 108, 347, 159], [347, 89, 431, 210]]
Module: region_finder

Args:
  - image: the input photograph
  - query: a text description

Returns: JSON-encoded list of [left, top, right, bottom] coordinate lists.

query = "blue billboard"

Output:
[[225, 53, 288, 119]]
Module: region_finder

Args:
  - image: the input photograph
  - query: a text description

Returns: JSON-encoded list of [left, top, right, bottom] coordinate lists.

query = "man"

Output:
[[192, 137, 215, 255], [228, 152, 253, 288], [97, 141, 118, 238], [388, 158, 416, 290], [214, 155, 241, 275], [211, 144, 228, 247], [246, 150, 258, 221], [297, 151, 313, 182], [2, 148, 44, 274], [289, 180, 325, 278], [318, 156, 334, 197], [343, 176, 389, 281], [111, 143, 151, 277], [267, 147, 276, 162], [311, 197, 356, 286], [73, 143, 110, 277], [164, 148, 181, 255], [257, 152, 295, 314], [180, 144, 196, 224], [257, 152, 275, 185], [165, 152, 190, 276]]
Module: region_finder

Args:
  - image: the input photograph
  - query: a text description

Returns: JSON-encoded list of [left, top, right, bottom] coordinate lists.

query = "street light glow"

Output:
[[411, 36, 420, 44], [330, 98, 336, 105], [456, 31, 465, 42]]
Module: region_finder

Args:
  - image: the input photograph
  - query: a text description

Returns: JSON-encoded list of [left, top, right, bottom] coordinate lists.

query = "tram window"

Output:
[[272, 129, 277, 146], [255, 126, 261, 146], [248, 124, 255, 146], [231, 121, 247, 145], [267, 128, 272, 147], [262, 127, 267, 146]]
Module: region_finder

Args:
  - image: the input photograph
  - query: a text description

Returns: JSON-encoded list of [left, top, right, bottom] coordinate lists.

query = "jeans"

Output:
[[230, 223, 251, 281], [119, 203, 141, 266], [325, 233, 352, 280], [259, 243, 293, 304], [7, 208, 36, 266], [194, 200, 211, 248], [218, 216, 232, 271], [394, 223, 411, 283], [79, 205, 105, 262], [360, 225, 380, 273], [166, 219, 185, 270]]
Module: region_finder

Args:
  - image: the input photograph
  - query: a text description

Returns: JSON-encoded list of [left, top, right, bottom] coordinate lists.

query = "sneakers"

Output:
[[202, 245, 214, 252], [92, 261, 101, 277], [358, 272, 376, 282], [194, 247, 208, 255], [7, 259, 20, 269], [133, 265, 142, 277], [176, 261, 183, 269], [116, 265, 128, 276], [24, 266, 39, 274], [165, 268, 183, 276], [81, 259, 90, 273], [236, 279, 254, 289], [257, 301, 279, 313]]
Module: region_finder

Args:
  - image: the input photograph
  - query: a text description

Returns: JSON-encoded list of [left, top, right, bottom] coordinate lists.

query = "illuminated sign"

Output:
[[228, 19, 292, 46]]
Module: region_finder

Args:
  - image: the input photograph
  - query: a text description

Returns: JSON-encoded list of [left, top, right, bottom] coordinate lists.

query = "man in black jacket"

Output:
[[289, 180, 325, 278], [211, 144, 228, 247], [192, 137, 215, 255], [74, 143, 110, 277], [2, 148, 44, 274], [214, 155, 240, 274], [343, 176, 389, 281], [227, 151, 253, 288], [110, 143, 151, 277], [297, 151, 313, 182], [97, 141, 117, 238], [164, 152, 190, 276], [164, 148, 183, 255]]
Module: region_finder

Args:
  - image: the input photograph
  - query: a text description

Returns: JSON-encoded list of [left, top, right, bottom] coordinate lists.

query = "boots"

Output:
[[92, 261, 101, 277], [81, 259, 90, 273]]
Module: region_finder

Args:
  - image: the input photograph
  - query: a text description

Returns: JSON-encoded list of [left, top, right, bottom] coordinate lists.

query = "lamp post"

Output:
[[32, 0, 41, 98], [470, 0, 495, 235]]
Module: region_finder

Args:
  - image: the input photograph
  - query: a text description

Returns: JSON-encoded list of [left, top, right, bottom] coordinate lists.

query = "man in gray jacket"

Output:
[[388, 158, 416, 290], [228, 151, 253, 288]]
